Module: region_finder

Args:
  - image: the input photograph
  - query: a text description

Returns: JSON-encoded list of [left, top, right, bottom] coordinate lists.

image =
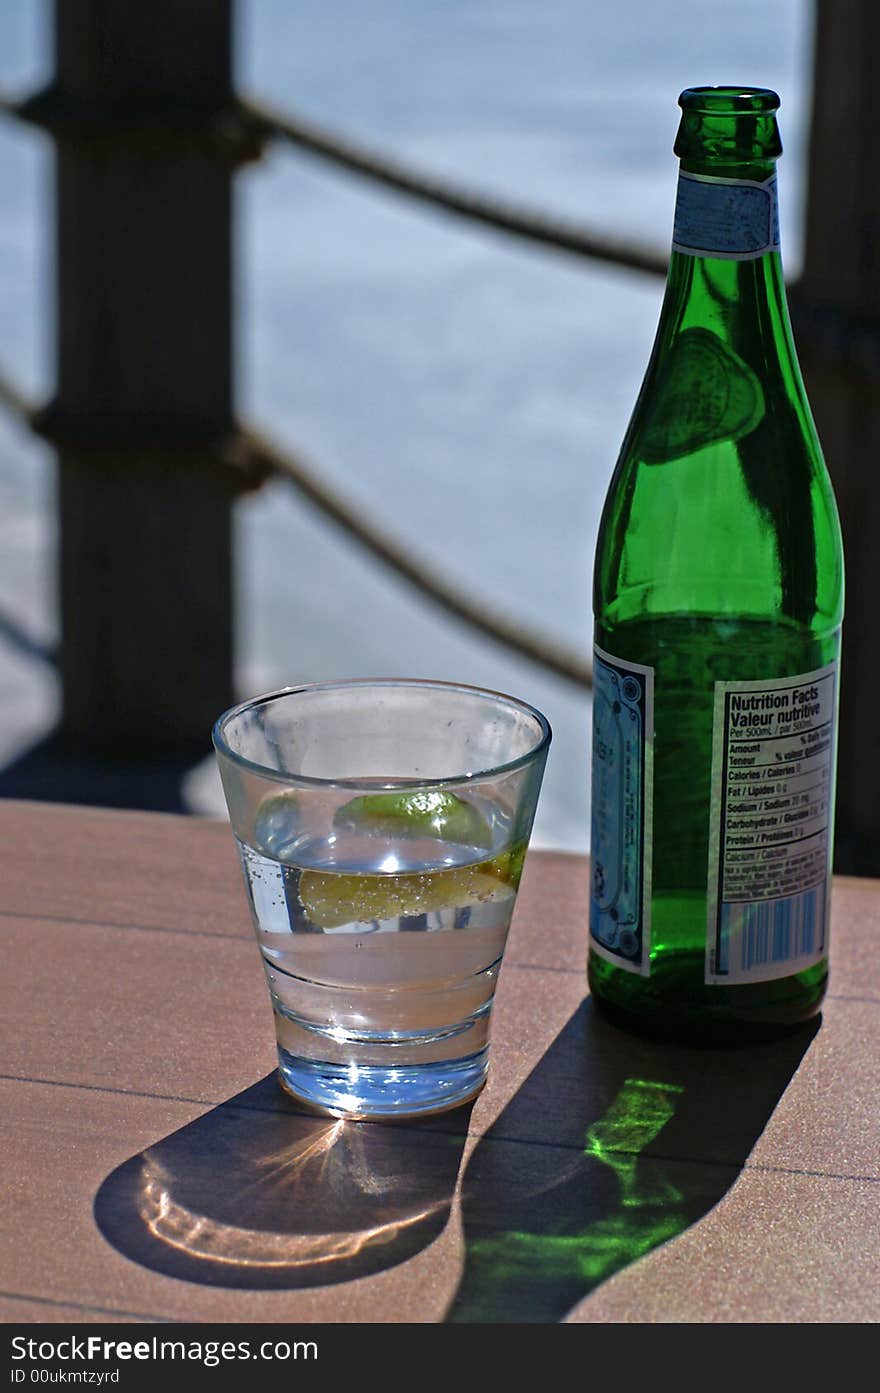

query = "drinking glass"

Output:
[[213, 679, 551, 1120]]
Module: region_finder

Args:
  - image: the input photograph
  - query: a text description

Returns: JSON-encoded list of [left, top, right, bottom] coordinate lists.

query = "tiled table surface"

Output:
[[1, 799, 877, 1325]]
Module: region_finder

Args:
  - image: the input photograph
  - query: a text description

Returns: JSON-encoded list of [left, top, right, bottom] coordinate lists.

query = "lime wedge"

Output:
[[333, 789, 493, 849], [299, 857, 514, 931], [491, 839, 527, 888]]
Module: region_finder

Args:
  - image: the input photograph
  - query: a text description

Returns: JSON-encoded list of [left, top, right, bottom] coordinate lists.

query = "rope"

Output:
[[0, 82, 667, 277], [0, 81, 606, 688], [0, 367, 37, 426], [0, 608, 56, 667], [0, 364, 593, 689], [240, 95, 669, 279], [241, 427, 594, 690]]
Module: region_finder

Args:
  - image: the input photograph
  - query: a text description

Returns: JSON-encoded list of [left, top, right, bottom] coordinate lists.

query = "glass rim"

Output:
[[211, 677, 553, 790]]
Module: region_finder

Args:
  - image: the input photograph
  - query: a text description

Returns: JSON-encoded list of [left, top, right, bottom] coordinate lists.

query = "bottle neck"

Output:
[[637, 160, 803, 470], [660, 160, 792, 351], [671, 162, 780, 261]]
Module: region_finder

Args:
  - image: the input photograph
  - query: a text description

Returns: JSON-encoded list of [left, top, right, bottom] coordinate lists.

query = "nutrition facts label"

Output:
[[706, 662, 837, 984]]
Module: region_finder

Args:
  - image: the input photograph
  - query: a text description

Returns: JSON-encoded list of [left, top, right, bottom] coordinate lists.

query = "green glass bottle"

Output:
[[588, 87, 844, 1042]]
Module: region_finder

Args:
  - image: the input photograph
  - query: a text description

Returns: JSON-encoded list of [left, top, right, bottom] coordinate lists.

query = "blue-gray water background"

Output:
[[0, 0, 812, 849]]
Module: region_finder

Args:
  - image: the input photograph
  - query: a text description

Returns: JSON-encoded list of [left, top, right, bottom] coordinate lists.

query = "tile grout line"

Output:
[[2, 1071, 879, 1186], [0, 1072, 222, 1110], [0, 1288, 178, 1322], [0, 907, 575, 966], [0, 907, 250, 942], [0, 910, 875, 1003]]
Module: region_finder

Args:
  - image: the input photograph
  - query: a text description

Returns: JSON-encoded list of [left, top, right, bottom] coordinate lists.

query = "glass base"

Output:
[[276, 1045, 489, 1121]]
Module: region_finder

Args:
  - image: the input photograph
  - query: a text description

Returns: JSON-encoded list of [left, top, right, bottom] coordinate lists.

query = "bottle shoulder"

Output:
[[593, 384, 844, 634], [593, 251, 844, 633]]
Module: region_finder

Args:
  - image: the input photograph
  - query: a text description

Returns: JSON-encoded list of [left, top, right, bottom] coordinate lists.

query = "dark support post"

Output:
[[42, 0, 253, 756], [791, 0, 880, 875]]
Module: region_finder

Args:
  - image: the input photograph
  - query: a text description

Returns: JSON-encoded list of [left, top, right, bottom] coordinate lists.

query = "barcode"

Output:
[[719, 883, 825, 974]]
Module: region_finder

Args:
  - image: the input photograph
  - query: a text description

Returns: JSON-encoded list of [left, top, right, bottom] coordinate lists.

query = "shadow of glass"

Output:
[[94, 1073, 472, 1290], [447, 999, 819, 1323]]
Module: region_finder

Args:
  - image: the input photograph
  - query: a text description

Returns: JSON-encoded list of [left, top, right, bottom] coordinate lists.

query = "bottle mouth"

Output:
[[675, 86, 782, 165], [679, 86, 780, 116]]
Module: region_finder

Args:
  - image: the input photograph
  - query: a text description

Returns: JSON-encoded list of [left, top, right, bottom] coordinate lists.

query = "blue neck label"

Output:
[[672, 172, 780, 259]]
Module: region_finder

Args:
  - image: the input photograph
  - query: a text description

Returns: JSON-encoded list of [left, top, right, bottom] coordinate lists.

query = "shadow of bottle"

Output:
[[446, 999, 819, 1323], [94, 1073, 472, 1290]]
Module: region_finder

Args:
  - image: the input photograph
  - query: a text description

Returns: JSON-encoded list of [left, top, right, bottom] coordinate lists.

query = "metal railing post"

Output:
[[43, 0, 252, 754], [790, 0, 880, 875]]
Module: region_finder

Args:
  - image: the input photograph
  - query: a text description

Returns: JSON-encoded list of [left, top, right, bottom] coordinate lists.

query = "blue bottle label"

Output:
[[672, 172, 780, 259], [590, 647, 654, 976], [705, 662, 838, 984]]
